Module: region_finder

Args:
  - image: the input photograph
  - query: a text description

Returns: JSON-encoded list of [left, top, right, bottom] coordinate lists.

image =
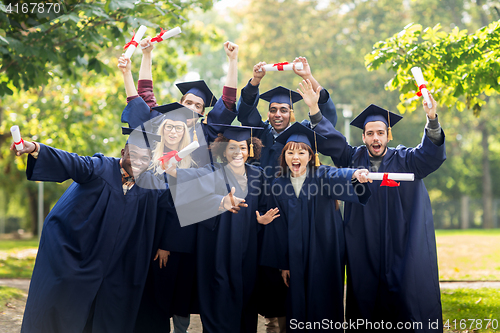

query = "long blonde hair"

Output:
[[150, 118, 195, 174]]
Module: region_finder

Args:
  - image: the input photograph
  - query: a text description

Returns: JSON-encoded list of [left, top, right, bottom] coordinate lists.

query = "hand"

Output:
[[140, 37, 154, 54], [224, 41, 238, 60], [162, 162, 178, 178], [118, 54, 131, 74], [222, 187, 248, 214], [297, 79, 321, 111], [251, 62, 267, 85], [423, 91, 437, 120], [352, 169, 372, 183], [256, 208, 280, 225], [281, 270, 290, 287], [293, 56, 312, 79], [10, 141, 37, 156], [153, 249, 170, 269]]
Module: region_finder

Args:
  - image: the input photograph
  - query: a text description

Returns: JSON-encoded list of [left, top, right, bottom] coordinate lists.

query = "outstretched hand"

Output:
[[251, 62, 267, 84], [223, 187, 248, 214], [153, 249, 170, 269], [297, 79, 321, 110], [256, 208, 280, 225]]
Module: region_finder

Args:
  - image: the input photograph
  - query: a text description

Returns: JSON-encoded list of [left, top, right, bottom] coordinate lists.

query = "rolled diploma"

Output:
[[11, 125, 24, 150], [150, 27, 182, 45], [258, 62, 303, 72], [367, 172, 414, 181], [411, 67, 432, 108], [123, 25, 148, 59], [157, 141, 201, 174]]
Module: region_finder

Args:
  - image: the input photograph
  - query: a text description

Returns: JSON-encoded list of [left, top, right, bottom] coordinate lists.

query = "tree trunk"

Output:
[[479, 119, 493, 228], [460, 195, 469, 229], [26, 185, 39, 236]]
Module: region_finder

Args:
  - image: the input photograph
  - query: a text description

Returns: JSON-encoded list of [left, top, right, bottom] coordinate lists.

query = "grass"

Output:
[[0, 286, 25, 312], [436, 229, 500, 281], [0, 239, 39, 251], [0, 238, 38, 279], [442, 288, 500, 332]]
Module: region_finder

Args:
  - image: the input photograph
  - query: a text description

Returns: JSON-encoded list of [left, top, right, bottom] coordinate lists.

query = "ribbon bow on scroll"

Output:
[[273, 62, 289, 71], [124, 32, 138, 50], [151, 28, 168, 43], [380, 173, 400, 187], [416, 84, 427, 97], [159, 150, 181, 166], [14, 138, 24, 146]]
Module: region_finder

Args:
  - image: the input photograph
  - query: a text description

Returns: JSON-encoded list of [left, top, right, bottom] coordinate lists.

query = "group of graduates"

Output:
[[12, 36, 446, 333]]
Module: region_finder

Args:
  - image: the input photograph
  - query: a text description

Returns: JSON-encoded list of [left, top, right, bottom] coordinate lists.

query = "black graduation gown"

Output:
[[21, 144, 171, 333], [314, 116, 446, 332], [261, 166, 370, 332], [122, 97, 236, 331], [236, 86, 338, 318], [175, 163, 268, 333]]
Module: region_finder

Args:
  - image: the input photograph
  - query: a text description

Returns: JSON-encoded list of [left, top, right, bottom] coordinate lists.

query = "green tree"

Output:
[[366, 17, 500, 228], [0, 0, 221, 235]]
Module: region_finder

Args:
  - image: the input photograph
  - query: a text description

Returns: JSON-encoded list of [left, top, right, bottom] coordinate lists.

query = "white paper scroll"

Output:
[[258, 62, 303, 72], [141, 27, 182, 49], [157, 141, 200, 174], [367, 172, 415, 181], [411, 67, 432, 108], [120, 25, 148, 64], [10, 125, 24, 151]]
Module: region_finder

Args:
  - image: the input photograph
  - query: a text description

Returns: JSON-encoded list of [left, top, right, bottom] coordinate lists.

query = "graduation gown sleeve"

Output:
[[27, 144, 103, 184]]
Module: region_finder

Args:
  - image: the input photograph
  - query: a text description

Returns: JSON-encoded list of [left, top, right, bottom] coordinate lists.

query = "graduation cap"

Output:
[[275, 122, 327, 166], [176, 80, 217, 108], [152, 102, 203, 123], [122, 126, 161, 149], [152, 102, 203, 142], [350, 104, 403, 141], [212, 124, 262, 157], [260, 86, 303, 123]]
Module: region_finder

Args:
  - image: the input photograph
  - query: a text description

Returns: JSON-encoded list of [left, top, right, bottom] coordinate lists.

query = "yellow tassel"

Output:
[[202, 117, 208, 125], [387, 126, 393, 141], [249, 143, 254, 157], [193, 128, 198, 142], [315, 152, 320, 167], [290, 109, 296, 123]]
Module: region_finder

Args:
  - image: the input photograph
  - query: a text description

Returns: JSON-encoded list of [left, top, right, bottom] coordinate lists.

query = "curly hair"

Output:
[[210, 133, 263, 163]]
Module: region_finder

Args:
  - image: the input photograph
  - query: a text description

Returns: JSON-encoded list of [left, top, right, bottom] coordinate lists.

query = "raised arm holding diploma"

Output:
[[11, 125, 24, 151], [411, 66, 433, 108], [120, 25, 148, 65], [141, 27, 182, 49], [258, 61, 303, 72]]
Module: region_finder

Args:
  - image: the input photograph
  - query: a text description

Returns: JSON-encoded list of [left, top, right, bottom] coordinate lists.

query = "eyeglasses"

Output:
[[269, 108, 289, 114], [164, 124, 185, 133]]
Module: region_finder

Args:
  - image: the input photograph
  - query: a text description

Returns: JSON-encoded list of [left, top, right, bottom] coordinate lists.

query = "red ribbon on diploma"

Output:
[[151, 28, 167, 43], [14, 138, 24, 146], [124, 33, 138, 50], [416, 84, 427, 97], [159, 151, 181, 166], [273, 62, 289, 71], [381, 173, 400, 187]]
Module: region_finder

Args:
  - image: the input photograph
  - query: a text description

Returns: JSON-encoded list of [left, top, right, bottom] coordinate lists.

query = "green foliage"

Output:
[[0, 0, 222, 234], [366, 20, 500, 114], [0, 238, 39, 250]]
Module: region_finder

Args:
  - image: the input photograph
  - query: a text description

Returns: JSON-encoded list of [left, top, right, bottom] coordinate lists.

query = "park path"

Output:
[[1, 279, 499, 333]]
